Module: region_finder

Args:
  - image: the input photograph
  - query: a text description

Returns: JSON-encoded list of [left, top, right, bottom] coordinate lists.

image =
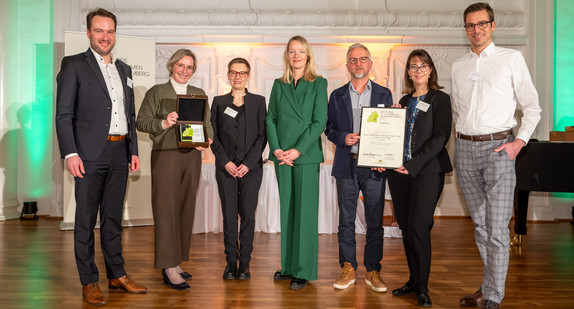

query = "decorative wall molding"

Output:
[[78, 0, 526, 29], [49, 0, 534, 45]]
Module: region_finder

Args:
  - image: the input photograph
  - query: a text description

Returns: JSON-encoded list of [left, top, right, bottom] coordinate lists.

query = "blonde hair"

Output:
[[166, 49, 197, 77], [280, 36, 319, 84]]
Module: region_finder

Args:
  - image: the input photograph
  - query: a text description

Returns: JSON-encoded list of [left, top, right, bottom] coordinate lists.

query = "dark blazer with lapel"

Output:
[[325, 81, 393, 179], [266, 77, 328, 165], [211, 91, 267, 170], [56, 48, 138, 162], [399, 88, 453, 177]]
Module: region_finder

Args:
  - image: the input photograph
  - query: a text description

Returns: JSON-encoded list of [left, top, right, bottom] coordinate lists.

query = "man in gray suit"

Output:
[[55, 8, 146, 305]]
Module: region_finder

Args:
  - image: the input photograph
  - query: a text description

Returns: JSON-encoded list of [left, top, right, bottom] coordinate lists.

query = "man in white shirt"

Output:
[[55, 8, 146, 305], [451, 3, 541, 309]]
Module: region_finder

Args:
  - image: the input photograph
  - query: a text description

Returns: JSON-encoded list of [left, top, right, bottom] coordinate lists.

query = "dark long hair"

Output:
[[403, 49, 443, 94]]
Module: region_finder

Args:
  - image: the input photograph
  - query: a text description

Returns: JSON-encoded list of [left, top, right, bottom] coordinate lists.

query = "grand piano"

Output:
[[514, 137, 574, 244]]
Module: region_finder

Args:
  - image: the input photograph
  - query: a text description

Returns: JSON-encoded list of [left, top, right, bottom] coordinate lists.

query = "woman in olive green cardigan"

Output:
[[267, 36, 328, 290], [137, 49, 213, 290]]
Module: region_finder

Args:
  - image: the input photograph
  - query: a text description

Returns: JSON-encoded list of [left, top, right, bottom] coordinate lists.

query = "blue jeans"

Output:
[[335, 162, 385, 271]]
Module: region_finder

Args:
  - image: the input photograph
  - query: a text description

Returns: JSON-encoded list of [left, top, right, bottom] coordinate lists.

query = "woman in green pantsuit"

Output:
[[266, 35, 328, 290]]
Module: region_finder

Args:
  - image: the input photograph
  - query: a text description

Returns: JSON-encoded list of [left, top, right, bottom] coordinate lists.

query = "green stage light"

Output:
[[555, 0, 574, 131]]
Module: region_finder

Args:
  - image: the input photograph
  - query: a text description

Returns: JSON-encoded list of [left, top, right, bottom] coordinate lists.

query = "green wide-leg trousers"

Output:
[[275, 163, 320, 281]]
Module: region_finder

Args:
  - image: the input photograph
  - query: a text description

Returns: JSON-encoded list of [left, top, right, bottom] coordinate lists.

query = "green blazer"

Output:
[[266, 76, 328, 165], [137, 81, 213, 150]]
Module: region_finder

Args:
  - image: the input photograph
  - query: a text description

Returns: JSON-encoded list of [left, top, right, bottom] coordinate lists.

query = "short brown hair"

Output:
[[86, 8, 117, 30], [227, 58, 251, 73], [463, 2, 494, 24], [166, 49, 197, 76], [403, 49, 443, 94]]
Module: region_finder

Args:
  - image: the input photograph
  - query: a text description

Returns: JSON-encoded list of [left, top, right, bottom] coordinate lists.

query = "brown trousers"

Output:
[[151, 149, 201, 268]]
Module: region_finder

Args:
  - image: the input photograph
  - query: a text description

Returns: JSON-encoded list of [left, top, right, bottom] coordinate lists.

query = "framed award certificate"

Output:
[[357, 107, 406, 169], [175, 94, 209, 148]]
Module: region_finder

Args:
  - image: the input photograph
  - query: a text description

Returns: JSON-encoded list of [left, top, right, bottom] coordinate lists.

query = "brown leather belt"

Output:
[[456, 129, 512, 142], [349, 153, 358, 159], [107, 134, 127, 142]]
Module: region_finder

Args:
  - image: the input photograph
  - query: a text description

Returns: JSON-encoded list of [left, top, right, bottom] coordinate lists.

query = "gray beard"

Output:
[[351, 72, 367, 79]]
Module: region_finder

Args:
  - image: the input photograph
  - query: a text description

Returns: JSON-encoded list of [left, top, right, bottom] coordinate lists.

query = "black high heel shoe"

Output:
[[180, 271, 192, 280], [162, 269, 190, 290]]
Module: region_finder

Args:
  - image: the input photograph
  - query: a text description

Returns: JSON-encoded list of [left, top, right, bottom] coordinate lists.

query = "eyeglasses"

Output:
[[175, 63, 194, 72], [347, 57, 370, 65], [229, 70, 249, 78], [464, 20, 493, 32], [408, 64, 430, 73]]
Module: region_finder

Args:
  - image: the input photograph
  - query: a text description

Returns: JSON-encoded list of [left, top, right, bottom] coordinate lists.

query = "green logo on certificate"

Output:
[[367, 111, 378, 123]]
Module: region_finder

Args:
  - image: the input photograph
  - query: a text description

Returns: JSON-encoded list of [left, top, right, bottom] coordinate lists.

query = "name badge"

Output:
[[127, 77, 133, 88], [467, 71, 483, 82], [416, 101, 430, 112], [224, 107, 238, 118], [377, 104, 386, 107]]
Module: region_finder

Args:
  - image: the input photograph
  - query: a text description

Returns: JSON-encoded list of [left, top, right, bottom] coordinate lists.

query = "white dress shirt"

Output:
[[91, 47, 128, 136], [451, 42, 541, 143]]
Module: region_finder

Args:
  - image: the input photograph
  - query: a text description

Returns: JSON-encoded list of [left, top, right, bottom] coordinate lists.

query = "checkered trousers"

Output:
[[455, 136, 515, 304]]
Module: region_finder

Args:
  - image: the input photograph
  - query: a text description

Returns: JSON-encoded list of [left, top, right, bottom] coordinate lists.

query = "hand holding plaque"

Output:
[[357, 107, 406, 169], [175, 94, 209, 148]]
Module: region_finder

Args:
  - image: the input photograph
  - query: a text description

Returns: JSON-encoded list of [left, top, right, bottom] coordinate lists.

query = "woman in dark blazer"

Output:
[[211, 58, 267, 280], [387, 49, 453, 307], [266, 36, 328, 290]]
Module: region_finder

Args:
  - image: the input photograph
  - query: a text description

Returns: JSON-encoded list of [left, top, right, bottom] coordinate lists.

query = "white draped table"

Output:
[[192, 163, 394, 235]]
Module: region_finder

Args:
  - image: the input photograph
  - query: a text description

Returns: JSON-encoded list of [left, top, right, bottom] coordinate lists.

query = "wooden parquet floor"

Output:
[[0, 218, 573, 308]]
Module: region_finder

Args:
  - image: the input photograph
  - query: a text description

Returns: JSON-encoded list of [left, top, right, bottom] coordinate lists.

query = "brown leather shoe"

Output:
[[333, 262, 356, 289], [365, 270, 387, 293], [460, 289, 485, 306], [109, 275, 147, 293], [82, 283, 106, 305]]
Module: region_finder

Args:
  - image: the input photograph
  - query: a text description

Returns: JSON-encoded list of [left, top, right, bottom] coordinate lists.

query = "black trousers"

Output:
[[74, 139, 128, 285], [388, 171, 445, 293], [215, 164, 263, 264]]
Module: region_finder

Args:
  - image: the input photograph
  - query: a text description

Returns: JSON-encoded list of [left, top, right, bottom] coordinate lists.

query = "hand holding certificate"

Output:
[[357, 107, 406, 169]]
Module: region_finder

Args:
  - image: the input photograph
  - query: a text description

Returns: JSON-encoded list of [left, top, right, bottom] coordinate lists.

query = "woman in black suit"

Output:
[[387, 49, 453, 307], [211, 58, 267, 280]]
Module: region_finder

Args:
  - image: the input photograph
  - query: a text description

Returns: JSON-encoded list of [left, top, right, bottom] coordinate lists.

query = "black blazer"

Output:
[[400, 88, 453, 177], [55, 48, 138, 161], [210, 91, 267, 170]]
